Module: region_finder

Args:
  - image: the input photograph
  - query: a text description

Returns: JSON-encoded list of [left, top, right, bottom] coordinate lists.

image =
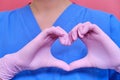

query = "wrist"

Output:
[[0, 54, 23, 80]]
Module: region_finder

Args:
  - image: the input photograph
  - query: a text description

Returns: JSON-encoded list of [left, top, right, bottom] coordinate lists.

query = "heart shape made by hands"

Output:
[[17, 22, 120, 72], [1, 22, 120, 80]]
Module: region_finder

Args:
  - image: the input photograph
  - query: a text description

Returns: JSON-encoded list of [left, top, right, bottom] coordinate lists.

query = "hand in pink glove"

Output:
[[0, 26, 70, 80], [69, 22, 120, 72]]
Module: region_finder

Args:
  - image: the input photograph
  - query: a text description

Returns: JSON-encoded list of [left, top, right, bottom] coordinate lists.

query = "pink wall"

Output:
[[0, 0, 31, 11], [0, 0, 120, 19]]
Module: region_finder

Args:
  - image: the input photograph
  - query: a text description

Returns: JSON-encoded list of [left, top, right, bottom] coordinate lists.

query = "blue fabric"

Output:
[[0, 3, 120, 80]]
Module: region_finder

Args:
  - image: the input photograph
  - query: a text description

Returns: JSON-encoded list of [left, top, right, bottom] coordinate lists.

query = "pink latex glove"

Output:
[[0, 27, 70, 80], [69, 22, 120, 72]]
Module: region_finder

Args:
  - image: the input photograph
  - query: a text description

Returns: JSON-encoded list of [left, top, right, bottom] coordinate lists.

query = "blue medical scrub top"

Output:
[[0, 3, 120, 80]]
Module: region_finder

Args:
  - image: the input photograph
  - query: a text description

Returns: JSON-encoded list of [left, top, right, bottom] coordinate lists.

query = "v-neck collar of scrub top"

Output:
[[18, 3, 85, 34]]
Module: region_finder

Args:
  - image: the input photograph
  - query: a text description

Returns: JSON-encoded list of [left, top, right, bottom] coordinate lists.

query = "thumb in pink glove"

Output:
[[69, 22, 120, 73], [0, 26, 70, 80]]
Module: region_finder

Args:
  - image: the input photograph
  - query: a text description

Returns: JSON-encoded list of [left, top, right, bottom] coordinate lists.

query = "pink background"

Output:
[[0, 0, 120, 19]]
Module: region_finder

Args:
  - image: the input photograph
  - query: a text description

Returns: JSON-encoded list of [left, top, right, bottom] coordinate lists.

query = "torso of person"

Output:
[[0, 3, 120, 80]]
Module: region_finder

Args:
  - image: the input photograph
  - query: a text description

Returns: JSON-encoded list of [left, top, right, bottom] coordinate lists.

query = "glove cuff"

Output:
[[0, 55, 23, 80]]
